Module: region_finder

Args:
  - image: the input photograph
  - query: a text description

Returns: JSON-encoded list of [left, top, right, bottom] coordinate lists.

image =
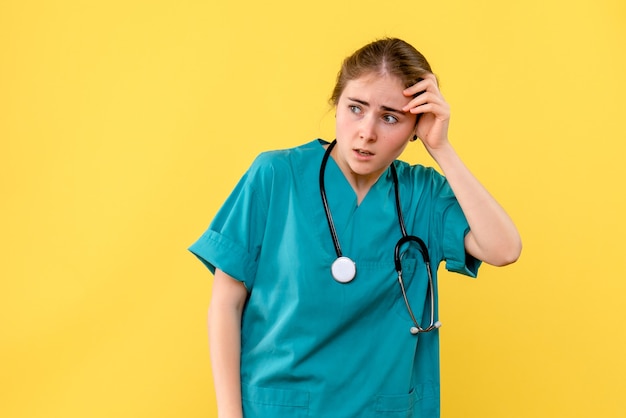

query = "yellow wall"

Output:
[[1, 0, 625, 417]]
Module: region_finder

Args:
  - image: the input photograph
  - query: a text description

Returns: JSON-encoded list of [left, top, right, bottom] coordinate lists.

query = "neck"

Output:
[[322, 140, 385, 205], [331, 148, 385, 204], [349, 175, 376, 205]]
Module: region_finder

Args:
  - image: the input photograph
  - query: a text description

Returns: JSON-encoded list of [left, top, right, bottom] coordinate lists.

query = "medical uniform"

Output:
[[190, 139, 480, 417]]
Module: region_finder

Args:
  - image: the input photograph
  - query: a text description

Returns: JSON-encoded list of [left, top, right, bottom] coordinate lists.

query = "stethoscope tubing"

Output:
[[319, 140, 344, 258], [319, 139, 440, 334]]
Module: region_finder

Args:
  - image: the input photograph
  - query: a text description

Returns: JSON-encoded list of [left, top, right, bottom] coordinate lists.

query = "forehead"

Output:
[[340, 73, 408, 105]]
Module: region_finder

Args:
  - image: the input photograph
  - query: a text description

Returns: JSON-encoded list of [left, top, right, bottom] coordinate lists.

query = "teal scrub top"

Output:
[[189, 139, 480, 417]]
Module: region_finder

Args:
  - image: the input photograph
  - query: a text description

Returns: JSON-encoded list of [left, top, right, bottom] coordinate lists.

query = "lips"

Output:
[[355, 148, 374, 156]]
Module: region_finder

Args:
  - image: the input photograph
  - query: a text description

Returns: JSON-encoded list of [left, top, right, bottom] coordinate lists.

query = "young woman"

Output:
[[190, 38, 521, 417]]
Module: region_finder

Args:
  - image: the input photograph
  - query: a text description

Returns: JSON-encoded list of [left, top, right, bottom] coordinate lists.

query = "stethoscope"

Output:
[[319, 140, 441, 334]]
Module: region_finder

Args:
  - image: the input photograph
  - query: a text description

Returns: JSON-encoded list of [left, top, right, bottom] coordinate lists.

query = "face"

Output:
[[334, 73, 417, 189]]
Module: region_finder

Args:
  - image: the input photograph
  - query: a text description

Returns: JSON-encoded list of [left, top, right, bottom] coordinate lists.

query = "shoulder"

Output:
[[393, 159, 446, 186], [392, 159, 455, 205], [245, 139, 323, 187], [253, 139, 323, 164]]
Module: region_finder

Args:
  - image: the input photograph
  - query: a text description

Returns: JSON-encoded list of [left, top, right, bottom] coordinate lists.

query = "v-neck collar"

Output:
[[317, 139, 392, 208]]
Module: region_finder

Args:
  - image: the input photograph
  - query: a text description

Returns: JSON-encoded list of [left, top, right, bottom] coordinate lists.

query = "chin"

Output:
[[348, 162, 382, 178]]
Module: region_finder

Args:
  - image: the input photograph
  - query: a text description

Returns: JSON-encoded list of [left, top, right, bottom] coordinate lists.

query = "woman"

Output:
[[190, 38, 521, 417]]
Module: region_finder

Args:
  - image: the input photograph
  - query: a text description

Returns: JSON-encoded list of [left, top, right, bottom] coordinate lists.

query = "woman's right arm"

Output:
[[209, 268, 248, 418]]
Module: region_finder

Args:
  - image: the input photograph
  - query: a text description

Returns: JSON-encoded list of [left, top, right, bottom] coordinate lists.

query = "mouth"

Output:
[[354, 148, 374, 157]]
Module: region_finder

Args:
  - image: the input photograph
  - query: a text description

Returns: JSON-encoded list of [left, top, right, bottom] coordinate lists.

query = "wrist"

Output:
[[425, 140, 455, 166]]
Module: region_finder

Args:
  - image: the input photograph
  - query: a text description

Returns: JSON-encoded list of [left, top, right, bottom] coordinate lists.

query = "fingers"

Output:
[[402, 74, 449, 118], [401, 74, 451, 148], [403, 94, 449, 119], [402, 73, 437, 98]]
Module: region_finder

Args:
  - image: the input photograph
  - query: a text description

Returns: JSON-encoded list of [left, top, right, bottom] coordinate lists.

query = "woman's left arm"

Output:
[[427, 142, 522, 266], [404, 74, 522, 266]]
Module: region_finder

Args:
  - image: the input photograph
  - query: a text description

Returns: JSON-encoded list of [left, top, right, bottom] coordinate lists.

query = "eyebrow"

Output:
[[347, 97, 404, 114]]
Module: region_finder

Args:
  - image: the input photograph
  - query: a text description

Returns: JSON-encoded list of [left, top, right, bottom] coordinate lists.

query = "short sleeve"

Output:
[[420, 166, 481, 278], [441, 202, 481, 277], [188, 157, 269, 290]]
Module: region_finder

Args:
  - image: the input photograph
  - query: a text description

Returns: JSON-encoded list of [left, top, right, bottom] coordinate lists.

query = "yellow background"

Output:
[[1, 0, 625, 417]]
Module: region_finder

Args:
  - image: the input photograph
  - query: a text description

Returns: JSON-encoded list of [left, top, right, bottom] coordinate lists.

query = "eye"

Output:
[[349, 105, 362, 114], [383, 114, 398, 124]]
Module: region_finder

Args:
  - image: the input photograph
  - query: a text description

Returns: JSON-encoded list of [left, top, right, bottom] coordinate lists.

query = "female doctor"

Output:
[[189, 38, 521, 417]]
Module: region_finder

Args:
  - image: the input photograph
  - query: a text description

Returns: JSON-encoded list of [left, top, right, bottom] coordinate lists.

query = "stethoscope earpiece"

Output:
[[411, 320, 441, 335]]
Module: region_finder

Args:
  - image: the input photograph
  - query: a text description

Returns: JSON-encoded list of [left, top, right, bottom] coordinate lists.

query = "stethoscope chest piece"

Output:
[[331, 256, 356, 283], [320, 140, 441, 334]]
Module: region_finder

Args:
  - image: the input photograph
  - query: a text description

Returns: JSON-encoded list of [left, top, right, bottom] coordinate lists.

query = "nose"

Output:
[[358, 114, 377, 141]]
